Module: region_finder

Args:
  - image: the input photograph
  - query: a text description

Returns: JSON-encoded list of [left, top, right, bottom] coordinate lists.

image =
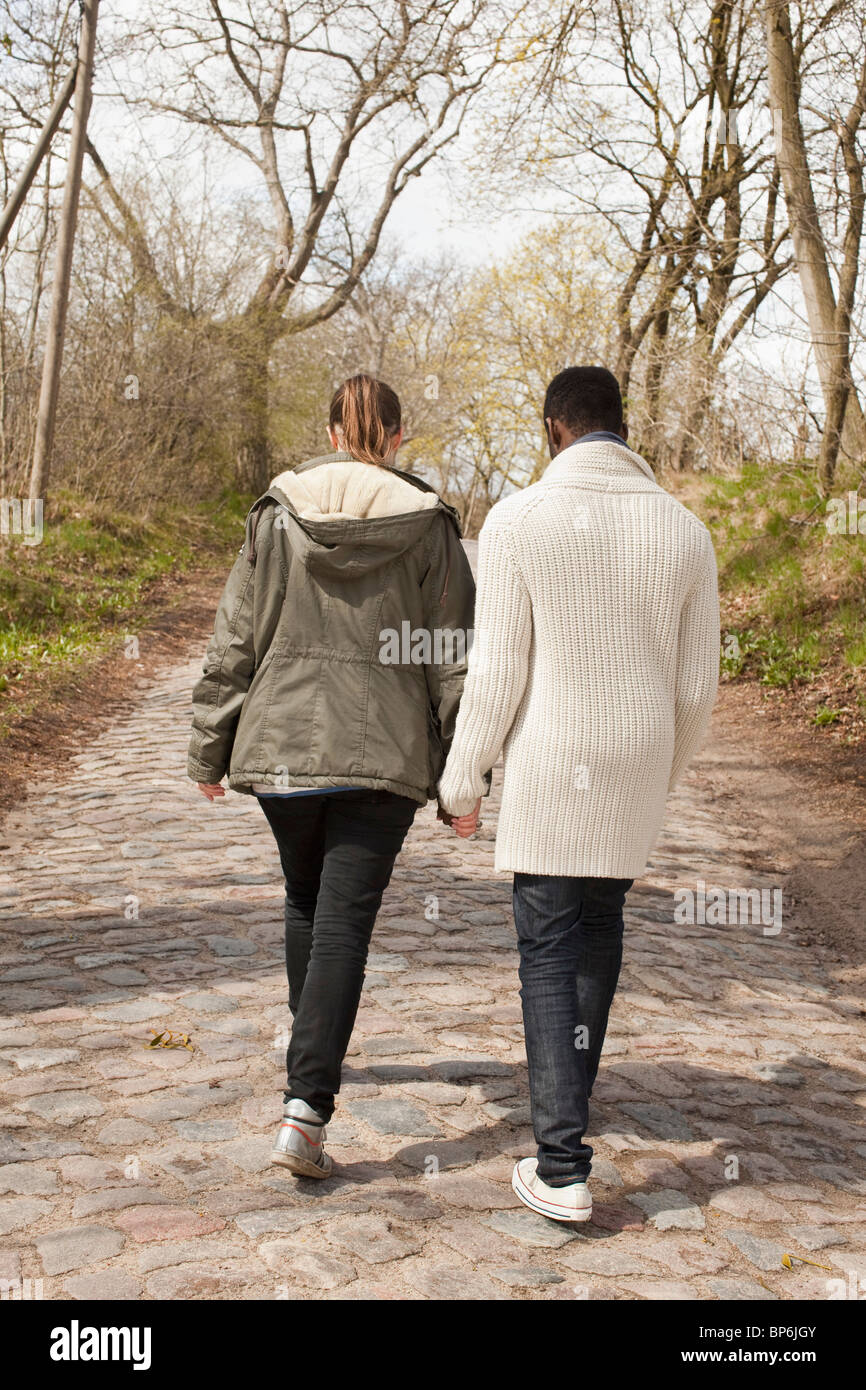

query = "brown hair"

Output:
[[329, 374, 401, 466]]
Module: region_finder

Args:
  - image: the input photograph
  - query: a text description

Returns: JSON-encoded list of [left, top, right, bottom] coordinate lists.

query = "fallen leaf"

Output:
[[782, 1252, 832, 1271], [144, 1027, 195, 1052]]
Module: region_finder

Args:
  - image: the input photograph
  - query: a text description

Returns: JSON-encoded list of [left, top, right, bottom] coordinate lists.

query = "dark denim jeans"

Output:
[[513, 873, 632, 1185], [259, 789, 417, 1120]]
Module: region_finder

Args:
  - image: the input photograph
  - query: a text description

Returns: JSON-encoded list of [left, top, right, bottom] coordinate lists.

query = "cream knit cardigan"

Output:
[[438, 440, 720, 878]]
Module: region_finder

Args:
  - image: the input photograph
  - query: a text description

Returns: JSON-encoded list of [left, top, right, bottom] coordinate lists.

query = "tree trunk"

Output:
[[818, 375, 849, 493], [642, 302, 670, 469], [233, 336, 272, 495], [765, 1, 865, 479], [672, 319, 715, 472], [29, 0, 100, 503]]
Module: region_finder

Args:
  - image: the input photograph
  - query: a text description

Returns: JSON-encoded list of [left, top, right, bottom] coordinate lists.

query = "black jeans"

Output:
[[513, 873, 632, 1185], [259, 789, 417, 1120]]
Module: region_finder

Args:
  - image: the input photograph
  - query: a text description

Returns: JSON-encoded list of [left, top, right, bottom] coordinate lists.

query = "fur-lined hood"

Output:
[[254, 451, 461, 578], [270, 455, 441, 521]]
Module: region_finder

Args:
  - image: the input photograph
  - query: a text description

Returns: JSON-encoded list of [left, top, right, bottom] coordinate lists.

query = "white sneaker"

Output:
[[271, 1098, 332, 1178], [512, 1157, 592, 1222]]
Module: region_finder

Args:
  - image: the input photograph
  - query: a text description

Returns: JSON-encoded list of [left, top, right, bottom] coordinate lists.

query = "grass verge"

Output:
[[0, 488, 250, 738], [671, 461, 866, 742]]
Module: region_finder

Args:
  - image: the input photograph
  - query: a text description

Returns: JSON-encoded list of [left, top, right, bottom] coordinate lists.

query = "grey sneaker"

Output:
[[271, 1098, 332, 1178]]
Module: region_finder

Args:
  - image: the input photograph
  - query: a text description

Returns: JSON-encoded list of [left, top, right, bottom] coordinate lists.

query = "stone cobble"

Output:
[[0, 655, 864, 1300]]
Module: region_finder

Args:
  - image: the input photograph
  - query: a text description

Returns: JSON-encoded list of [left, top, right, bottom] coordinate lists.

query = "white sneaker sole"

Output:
[[270, 1149, 332, 1179], [512, 1165, 592, 1222]]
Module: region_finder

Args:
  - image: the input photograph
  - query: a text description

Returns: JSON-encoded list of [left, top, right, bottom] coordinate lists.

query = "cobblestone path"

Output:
[[0, 652, 864, 1301]]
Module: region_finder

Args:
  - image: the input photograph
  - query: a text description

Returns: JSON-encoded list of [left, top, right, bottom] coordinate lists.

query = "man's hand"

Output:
[[197, 782, 225, 801], [451, 798, 482, 838], [436, 802, 454, 827]]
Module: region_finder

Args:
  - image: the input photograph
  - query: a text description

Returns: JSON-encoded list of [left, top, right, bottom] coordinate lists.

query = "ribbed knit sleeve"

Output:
[[437, 512, 531, 816], [668, 527, 720, 792]]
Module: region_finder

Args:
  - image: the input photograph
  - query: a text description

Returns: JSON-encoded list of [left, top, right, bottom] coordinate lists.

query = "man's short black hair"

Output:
[[543, 366, 623, 437]]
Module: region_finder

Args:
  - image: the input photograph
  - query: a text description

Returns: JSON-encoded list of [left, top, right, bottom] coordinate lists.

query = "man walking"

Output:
[[438, 366, 719, 1221]]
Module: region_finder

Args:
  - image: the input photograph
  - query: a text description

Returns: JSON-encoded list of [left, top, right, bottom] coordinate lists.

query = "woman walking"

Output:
[[188, 375, 475, 1176]]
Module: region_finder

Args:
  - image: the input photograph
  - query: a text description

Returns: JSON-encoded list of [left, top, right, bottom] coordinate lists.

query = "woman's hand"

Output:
[[197, 782, 226, 801], [450, 798, 482, 838]]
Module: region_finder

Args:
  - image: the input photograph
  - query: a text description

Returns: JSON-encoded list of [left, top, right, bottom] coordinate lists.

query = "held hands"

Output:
[[437, 797, 482, 838], [197, 782, 226, 801]]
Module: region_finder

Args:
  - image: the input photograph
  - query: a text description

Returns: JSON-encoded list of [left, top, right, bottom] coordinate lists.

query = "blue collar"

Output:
[[575, 430, 628, 447]]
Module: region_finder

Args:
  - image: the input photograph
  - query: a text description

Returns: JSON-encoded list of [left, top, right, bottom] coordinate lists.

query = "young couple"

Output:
[[188, 367, 719, 1223]]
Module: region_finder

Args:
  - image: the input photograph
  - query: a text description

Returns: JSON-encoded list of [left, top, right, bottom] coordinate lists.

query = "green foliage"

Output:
[[813, 705, 842, 727], [720, 627, 821, 687], [0, 489, 250, 702], [686, 461, 866, 692]]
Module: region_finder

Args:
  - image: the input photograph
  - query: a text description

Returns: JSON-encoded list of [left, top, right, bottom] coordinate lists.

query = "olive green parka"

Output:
[[187, 451, 476, 804]]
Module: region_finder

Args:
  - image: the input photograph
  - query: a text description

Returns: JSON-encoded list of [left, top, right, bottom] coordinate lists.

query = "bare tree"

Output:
[[0, 0, 79, 494], [84, 0, 508, 491], [472, 0, 793, 470], [765, 0, 866, 489]]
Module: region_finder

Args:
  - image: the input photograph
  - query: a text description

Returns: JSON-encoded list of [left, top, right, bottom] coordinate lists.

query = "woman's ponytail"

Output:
[[329, 374, 401, 466]]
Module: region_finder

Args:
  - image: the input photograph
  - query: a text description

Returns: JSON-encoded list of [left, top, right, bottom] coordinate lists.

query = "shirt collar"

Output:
[[576, 430, 630, 447]]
